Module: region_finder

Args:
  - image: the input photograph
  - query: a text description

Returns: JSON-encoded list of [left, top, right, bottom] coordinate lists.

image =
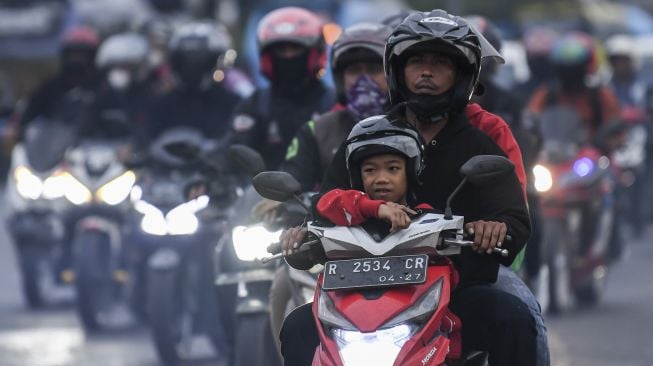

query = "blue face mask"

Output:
[[346, 75, 388, 120]]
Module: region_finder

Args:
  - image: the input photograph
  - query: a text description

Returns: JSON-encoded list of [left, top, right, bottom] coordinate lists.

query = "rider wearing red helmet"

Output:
[[228, 6, 335, 169]]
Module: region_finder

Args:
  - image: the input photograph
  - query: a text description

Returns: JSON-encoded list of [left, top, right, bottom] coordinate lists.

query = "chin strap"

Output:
[[402, 89, 453, 125]]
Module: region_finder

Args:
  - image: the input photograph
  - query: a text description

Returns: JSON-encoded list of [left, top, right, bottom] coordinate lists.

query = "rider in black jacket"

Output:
[[280, 11, 535, 366], [226, 7, 335, 169], [147, 21, 243, 140]]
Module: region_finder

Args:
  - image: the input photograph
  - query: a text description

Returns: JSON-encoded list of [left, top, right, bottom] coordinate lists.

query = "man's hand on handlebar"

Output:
[[279, 226, 308, 256], [464, 220, 507, 255]]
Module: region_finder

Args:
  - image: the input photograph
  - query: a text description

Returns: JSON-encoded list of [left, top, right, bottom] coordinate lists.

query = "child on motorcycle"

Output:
[[314, 118, 431, 233]]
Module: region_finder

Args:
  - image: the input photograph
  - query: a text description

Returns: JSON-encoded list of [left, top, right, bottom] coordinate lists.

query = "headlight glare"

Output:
[[137, 195, 209, 236], [42, 172, 69, 199], [231, 225, 281, 261], [59, 172, 92, 205], [333, 323, 417, 366], [15, 165, 43, 200], [97, 171, 136, 205], [533, 165, 553, 192]]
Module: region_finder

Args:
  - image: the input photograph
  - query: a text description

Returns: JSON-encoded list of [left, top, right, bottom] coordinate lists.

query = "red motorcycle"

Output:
[[532, 106, 616, 313], [254, 155, 514, 366]]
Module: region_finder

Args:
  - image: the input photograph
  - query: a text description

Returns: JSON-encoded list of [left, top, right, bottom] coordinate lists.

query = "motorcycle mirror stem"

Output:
[[444, 177, 467, 220]]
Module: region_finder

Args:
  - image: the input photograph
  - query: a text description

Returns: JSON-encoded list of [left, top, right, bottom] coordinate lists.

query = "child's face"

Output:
[[361, 153, 408, 203]]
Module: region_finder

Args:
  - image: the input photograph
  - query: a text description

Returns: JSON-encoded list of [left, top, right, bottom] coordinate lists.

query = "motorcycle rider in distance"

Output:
[[605, 34, 646, 109], [17, 26, 101, 140], [527, 32, 622, 140], [82, 32, 160, 150], [280, 10, 536, 366], [518, 27, 560, 100], [147, 20, 244, 141], [227, 6, 336, 170], [527, 31, 626, 259]]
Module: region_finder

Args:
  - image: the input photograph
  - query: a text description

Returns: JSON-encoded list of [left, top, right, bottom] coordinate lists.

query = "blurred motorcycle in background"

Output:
[[4, 117, 76, 307], [532, 105, 616, 314], [60, 135, 137, 331], [612, 106, 648, 238], [206, 147, 283, 366], [131, 127, 240, 365]]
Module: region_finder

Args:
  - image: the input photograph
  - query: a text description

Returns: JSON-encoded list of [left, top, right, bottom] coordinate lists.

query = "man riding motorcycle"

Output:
[[18, 26, 101, 140], [83, 32, 158, 145], [227, 6, 336, 169], [280, 10, 537, 366], [147, 20, 244, 141]]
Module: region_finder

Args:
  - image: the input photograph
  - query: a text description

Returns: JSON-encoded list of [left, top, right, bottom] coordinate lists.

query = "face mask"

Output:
[[346, 75, 388, 120], [271, 52, 309, 93], [107, 68, 131, 91]]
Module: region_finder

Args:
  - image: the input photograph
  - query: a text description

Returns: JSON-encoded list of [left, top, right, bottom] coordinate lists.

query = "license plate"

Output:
[[322, 254, 428, 290]]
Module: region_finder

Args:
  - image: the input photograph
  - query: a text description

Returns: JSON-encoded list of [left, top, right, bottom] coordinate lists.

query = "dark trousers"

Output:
[[280, 285, 537, 366]]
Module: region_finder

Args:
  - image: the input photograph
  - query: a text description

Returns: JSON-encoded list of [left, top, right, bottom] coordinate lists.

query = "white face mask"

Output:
[[107, 68, 131, 91]]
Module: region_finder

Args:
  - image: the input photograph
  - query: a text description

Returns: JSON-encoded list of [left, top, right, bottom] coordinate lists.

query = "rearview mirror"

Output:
[[226, 144, 266, 177], [252, 171, 302, 202], [460, 155, 514, 185]]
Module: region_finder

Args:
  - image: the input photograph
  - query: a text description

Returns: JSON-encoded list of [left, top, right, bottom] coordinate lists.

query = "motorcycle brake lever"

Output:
[[261, 239, 320, 264], [441, 238, 509, 257]]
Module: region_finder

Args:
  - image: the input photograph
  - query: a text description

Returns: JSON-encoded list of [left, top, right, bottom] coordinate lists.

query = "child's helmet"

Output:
[[345, 114, 424, 189]]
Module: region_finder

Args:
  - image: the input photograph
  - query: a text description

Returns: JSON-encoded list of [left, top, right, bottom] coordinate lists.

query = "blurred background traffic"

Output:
[[1, 0, 653, 365]]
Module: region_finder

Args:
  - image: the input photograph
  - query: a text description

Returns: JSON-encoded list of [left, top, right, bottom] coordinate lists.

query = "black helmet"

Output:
[[168, 21, 236, 88], [345, 115, 424, 189], [330, 22, 392, 104], [385, 10, 503, 120]]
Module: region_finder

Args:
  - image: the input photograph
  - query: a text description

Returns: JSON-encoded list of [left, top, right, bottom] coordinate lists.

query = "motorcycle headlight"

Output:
[[533, 165, 553, 193], [59, 172, 92, 205], [14, 165, 43, 200], [333, 323, 417, 366], [136, 195, 209, 236], [41, 172, 70, 200], [231, 224, 282, 262], [136, 200, 167, 236], [97, 171, 136, 205]]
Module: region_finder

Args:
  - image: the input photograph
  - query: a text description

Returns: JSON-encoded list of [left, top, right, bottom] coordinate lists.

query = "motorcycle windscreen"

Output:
[[537, 105, 587, 163], [149, 126, 206, 168], [24, 117, 77, 172]]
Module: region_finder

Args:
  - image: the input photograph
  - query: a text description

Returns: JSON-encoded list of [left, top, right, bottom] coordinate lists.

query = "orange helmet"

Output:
[[256, 7, 326, 80]]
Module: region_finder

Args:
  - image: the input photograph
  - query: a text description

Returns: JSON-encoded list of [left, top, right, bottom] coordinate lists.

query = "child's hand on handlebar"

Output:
[[279, 226, 308, 256], [464, 220, 507, 254], [377, 203, 417, 233]]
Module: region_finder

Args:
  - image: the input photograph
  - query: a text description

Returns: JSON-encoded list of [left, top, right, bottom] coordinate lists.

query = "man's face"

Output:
[[343, 61, 387, 92], [361, 153, 407, 203], [403, 52, 456, 95]]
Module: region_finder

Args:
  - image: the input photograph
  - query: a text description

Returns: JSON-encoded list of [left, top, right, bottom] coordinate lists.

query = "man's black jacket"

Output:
[[319, 105, 531, 288], [281, 109, 356, 191], [227, 80, 335, 170], [147, 84, 243, 141]]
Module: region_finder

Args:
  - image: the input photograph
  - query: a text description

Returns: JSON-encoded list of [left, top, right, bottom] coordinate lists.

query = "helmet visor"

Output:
[[347, 133, 421, 166]]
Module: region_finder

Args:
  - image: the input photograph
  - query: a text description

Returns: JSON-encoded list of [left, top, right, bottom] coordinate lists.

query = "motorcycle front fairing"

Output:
[[308, 213, 466, 366]]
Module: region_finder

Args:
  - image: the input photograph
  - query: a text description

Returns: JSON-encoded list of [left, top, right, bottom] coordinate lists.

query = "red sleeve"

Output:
[[465, 104, 528, 197], [316, 189, 384, 226]]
